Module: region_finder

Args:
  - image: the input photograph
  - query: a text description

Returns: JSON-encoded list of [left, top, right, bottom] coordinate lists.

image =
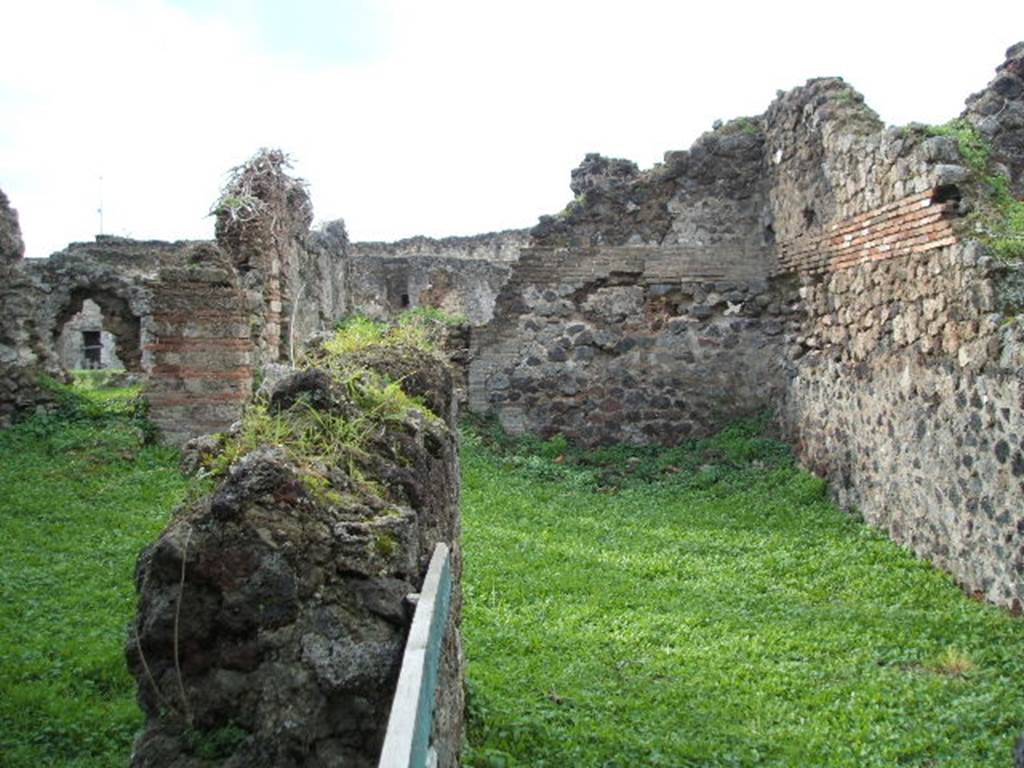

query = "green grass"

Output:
[[3, 394, 1023, 767], [0, 380, 191, 767], [460, 419, 1024, 767], [322, 309, 460, 357]]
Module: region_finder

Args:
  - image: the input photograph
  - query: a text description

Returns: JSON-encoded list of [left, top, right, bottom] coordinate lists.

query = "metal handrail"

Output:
[[378, 543, 452, 768]]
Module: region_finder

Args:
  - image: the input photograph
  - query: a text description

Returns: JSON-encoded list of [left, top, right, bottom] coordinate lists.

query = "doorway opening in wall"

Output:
[[81, 330, 102, 368], [55, 292, 143, 374]]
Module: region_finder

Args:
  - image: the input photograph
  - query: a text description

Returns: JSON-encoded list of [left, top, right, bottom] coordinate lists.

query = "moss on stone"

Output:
[[929, 118, 1024, 260]]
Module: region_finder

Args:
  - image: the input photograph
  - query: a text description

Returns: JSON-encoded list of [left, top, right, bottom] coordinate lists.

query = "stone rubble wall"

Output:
[[0, 190, 48, 424], [0, 188, 24, 263], [346, 254, 512, 326], [964, 41, 1024, 198], [468, 113, 786, 446], [781, 229, 1024, 608], [128, 344, 463, 768], [774, 44, 1024, 609], [785, 333, 1024, 608], [469, 243, 795, 446]]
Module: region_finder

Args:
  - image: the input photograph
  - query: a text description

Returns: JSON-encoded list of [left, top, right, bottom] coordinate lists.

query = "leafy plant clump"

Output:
[[719, 116, 762, 137], [203, 318, 444, 492], [556, 192, 588, 221], [398, 305, 468, 328], [183, 722, 250, 759], [928, 118, 1024, 260], [321, 312, 451, 357]]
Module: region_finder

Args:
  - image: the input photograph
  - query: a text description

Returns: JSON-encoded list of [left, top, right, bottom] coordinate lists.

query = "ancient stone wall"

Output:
[[0, 188, 52, 425], [345, 231, 526, 326], [346, 254, 512, 326], [469, 117, 790, 445], [466, 43, 1024, 610], [1, 230, 169, 425], [965, 42, 1024, 198], [351, 230, 527, 263], [0, 233, 257, 445], [469, 241, 793, 445], [773, 49, 1024, 609], [129, 341, 463, 768], [299, 219, 350, 344], [0, 189, 24, 264], [782, 230, 1024, 608], [214, 150, 346, 368]]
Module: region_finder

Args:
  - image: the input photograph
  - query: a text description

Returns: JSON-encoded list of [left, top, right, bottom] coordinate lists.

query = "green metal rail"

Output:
[[378, 543, 453, 768]]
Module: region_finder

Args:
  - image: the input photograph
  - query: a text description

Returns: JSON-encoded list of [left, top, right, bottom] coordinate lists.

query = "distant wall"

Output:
[[351, 230, 527, 263], [346, 231, 527, 326], [469, 242, 793, 445], [58, 299, 124, 370], [347, 254, 512, 326]]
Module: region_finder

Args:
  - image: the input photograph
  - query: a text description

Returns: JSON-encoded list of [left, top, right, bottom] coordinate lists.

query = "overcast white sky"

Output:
[[1, 0, 1022, 259]]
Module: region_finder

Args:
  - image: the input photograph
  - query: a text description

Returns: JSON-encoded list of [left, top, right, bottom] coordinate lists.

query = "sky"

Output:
[[1, 0, 1022, 259]]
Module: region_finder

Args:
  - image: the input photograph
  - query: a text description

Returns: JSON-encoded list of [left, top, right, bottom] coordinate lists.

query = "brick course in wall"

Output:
[[775, 190, 960, 276], [143, 267, 254, 445]]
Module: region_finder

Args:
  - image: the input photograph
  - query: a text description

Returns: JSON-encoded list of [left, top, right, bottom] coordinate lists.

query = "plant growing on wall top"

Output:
[[929, 119, 1024, 261], [210, 148, 314, 264]]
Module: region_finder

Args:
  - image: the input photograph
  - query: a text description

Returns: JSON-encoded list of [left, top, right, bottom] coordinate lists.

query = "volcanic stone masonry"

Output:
[[129, 340, 463, 767]]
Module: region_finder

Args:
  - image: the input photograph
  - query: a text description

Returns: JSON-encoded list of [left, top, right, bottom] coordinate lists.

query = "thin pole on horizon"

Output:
[[97, 175, 104, 236]]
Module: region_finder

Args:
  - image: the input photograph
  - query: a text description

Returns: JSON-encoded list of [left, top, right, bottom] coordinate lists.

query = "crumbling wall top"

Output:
[[213, 148, 314, 271], [0, 188, 25, 263], [351, 229, 528, 263], [964, 41, 1024, 197]]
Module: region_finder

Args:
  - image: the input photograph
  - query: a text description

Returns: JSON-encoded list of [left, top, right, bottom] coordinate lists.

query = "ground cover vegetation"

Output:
[[460, 416, 1024, 767], [0, 377, 190, 767], [2, 363, 1023, 766]]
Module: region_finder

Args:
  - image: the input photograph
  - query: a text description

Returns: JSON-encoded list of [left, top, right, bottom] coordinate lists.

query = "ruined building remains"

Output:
[[1, 47, 1023, 762]]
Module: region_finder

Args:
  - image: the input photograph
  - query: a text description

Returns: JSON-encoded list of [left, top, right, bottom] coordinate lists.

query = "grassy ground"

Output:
[[0, 381, 190, 767], [460, 418, 1024, 767], [2, 389, 1022, 767]]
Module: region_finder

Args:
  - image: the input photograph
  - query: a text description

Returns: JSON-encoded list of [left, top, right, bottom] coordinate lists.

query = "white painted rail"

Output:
[[378, 543, 452, 768]]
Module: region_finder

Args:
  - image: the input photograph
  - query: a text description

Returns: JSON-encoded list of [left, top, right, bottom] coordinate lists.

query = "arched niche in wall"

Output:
[[54, 288, 143, 372]]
